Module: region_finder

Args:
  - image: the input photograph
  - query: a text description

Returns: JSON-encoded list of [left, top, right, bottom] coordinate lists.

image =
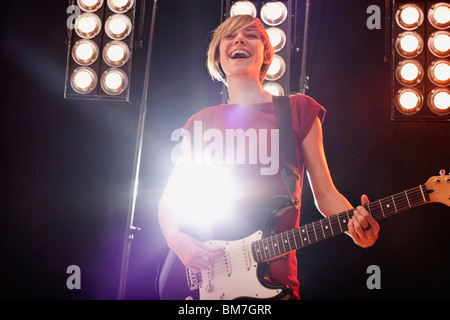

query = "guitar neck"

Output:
[[252, 184, 431, 263]]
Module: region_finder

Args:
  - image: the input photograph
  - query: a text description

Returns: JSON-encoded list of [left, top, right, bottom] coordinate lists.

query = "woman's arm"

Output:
[[301, 118, 379, 247]]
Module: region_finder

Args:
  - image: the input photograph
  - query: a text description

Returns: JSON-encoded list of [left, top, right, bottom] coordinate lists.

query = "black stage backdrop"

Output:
[[1, 0, 449, 301]]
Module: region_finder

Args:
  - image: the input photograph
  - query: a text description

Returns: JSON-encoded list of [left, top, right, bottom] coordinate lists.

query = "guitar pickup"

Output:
[[241, 241, 251, 270]]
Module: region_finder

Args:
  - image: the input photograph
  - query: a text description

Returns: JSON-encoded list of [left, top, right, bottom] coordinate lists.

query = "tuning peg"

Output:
[[439, 169, 446, 176]]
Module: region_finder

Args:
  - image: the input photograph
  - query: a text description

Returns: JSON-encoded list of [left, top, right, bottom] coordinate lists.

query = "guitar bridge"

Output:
[[186, 268, 202, 291]]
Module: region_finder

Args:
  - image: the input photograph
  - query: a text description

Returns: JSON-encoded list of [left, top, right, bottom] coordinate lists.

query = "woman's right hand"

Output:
[[167, 232, 223, 273]]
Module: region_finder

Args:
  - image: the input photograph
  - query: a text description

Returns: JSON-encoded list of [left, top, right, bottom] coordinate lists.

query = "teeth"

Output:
[[230, 50, 250, 59]]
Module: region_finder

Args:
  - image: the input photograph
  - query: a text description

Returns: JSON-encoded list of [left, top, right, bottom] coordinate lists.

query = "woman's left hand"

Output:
[[347, 194, 380, 248]]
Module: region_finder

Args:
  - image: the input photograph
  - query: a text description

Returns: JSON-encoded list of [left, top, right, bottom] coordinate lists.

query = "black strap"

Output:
[[272, 95, 301, 209]]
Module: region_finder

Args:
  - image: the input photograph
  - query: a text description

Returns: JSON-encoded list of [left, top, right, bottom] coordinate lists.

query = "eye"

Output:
[[246, 33, 259, 39]]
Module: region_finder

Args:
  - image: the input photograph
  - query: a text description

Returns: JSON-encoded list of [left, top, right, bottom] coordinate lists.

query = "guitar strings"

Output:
[[191, 181, 449, 280]]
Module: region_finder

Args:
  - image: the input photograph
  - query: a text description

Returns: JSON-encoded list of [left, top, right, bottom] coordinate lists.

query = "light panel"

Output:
[[391, 1, 450, 121], [65, 0, 137, 102]]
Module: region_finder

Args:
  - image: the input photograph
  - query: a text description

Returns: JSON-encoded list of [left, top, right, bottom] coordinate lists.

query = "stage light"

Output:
[[390, 1, 450, 121], [77, 0, 104, 12], [266, 55, 286, 81], [65, 0, 137, 102], [266, 27, 286, 52], [395, 59, 424, 85], [260, 2, 288, 26], [428, 2, 450, 29], [223, 1, 294, 100], [428, 31, 450, 58], [263, 82, 284, 96], [395, 87, 423, 115], [428, 88, 450, 115], [105, 14, 132, 40], [428, 60, 450, 86], [230, 1, 257, 17], [395, 31, 423, 58], [72, 39, 99, 66], [101, 68, 128, 95], [103, 41, 130, 67], [107, 0, 135, 14], [70, 67, 98, 94], [396, 4, 424, 30], [75, 12, 102, 39]]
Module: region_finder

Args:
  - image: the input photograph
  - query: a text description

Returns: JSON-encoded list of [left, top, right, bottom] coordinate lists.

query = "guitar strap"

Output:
[[272, 95, 301, 209]]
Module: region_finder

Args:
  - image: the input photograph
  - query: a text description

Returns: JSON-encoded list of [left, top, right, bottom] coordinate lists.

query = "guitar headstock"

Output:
[[425, 170, 450, 207]]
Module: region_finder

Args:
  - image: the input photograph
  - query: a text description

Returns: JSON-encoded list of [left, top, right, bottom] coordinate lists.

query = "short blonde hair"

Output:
[[206, 15, 274, 85]]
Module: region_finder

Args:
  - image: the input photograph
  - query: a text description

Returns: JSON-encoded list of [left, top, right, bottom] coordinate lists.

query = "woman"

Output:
[[158, 14, 379, 300]]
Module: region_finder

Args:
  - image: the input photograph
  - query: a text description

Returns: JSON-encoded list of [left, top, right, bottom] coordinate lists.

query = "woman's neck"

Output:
[[226, 77, 272, 104]]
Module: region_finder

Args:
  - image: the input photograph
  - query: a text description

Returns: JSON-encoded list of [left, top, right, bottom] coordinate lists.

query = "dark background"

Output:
[[1, 0, 449, 300]]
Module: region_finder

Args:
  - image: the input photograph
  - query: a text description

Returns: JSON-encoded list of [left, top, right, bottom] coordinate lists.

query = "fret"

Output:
[[280, 232, 288, 253], [404, 190, 411, 207], [378, 199, 385, 218], [253, 241, 262, 262], [292, 229, 300, 249], [309, 222, 319, 242], [391, 195, 398, 213], [365, 203, 372, 215], [271, 235, 279, 256], [419, 185, 426, 203], [322, 217, 334, 237], [262, 238, 270, 260], [330, 214, 342, 234], [319, 219, 327, 239], [338, 211, 350, 233]]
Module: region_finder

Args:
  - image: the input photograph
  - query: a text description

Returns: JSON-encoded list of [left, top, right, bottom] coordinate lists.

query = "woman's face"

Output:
[[218, 27, 267, 82]]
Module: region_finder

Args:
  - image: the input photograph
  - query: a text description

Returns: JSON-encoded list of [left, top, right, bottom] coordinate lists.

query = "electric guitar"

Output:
[[158, 171, 450, 300]]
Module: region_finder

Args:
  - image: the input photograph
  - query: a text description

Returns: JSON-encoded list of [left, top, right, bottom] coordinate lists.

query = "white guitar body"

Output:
[[190, 231, 284, 300]]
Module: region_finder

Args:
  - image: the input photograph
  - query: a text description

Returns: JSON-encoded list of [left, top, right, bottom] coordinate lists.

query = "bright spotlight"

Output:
[[70, 67, 98, 94], [75, 13, 102, 39], [72, 39, 99, 66], [77, 0, 104, 12], [395, 87, 423, 115], [263, 82, 285, 96], [105, 14, 132, 40], [260, 2, 288, 26], [107, 0, 135, 13], [266, 27, 286, 52], [396, 4, 424, 30], [428, 31, 450, 58], [230, 1, 257, 17], [101, 68, 128, 95], [428, 88, 450, 115], [103, 41, 130, 67], [395, 59, 424, 85], [265, 55, 286, 81], [428, 60, 450, 86], [428, 2, 450, 30], [395, 32, 423, 58]]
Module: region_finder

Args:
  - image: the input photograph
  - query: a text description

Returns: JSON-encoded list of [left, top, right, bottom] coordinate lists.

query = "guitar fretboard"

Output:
[[251, 184, 431, 263]]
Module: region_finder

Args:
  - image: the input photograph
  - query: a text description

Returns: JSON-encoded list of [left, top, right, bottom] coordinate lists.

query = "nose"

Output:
[[234, 34, 246, 45]]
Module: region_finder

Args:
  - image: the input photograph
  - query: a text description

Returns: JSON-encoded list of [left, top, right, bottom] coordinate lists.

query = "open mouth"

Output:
[[229, 49, 251, 59]]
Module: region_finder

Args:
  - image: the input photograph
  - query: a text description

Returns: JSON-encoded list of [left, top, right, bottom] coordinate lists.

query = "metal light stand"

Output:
[[117, 0, 158, 300], [299, 0, 310, 94]]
